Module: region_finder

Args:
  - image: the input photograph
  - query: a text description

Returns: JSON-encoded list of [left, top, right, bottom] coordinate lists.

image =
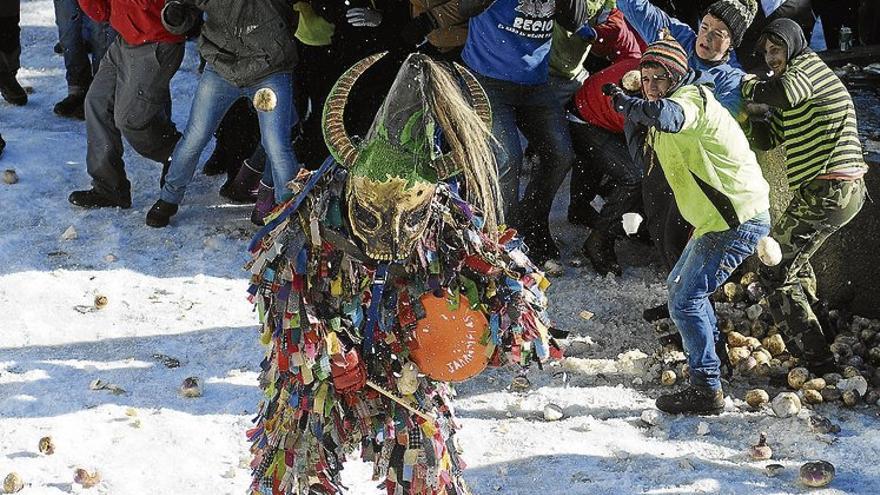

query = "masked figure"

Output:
[[245, 53, 561, 495]]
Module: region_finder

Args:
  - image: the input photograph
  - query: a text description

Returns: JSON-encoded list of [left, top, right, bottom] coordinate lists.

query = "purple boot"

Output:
[[220, 159, 262, 204], [250, 181, 275, 226]]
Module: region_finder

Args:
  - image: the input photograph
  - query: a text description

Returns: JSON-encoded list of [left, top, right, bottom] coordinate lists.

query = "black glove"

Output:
[[163, 1, 188, 28], [602, 83, 623, 97]]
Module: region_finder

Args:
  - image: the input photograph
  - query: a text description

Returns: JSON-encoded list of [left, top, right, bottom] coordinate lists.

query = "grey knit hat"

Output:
[[706, 0, 758, 47]]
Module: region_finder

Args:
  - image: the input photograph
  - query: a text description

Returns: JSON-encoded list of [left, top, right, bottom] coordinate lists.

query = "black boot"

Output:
[[0, 133, 5, 158], [220, 158, 261, 203], [53, 93, 86, 120], [0, 72, 27, 106], [656, 385, 724, 415], [69, 189, 131, 209], [583, 230, 622, 276], [145, 199, 179, 228], [519, 222, 560, 266]]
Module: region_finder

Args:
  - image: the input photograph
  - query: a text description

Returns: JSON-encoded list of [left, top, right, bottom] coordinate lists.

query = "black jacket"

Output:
[[163, 0, 298, 87], [738, 0, 815, 73]]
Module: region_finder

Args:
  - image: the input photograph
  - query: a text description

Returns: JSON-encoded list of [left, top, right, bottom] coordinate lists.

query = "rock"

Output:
[[738, 356, 758, 374], [543, 404, 564, 421], [803, 389, 824, 405], [696, 421, 710, 436], [745, 337, 762, 350], [740, 271, 760, 286], [727, 331, 749, 348], [821, 387, 842, 402], [799, 461, 835, 488], [809, 415, 841, 434], [510, 375, 530, 392], [660, 370, 677, 386], [822, 373, 843, 387], [771, 392, 801, 418], [3, 473, 23, 493], [765, 464, 785, 477], [746, 304, 764, 321], [640, 409, 662, 426], [864, 388, 880, 406], [749, 433, 772, 460], [60, 225, 78, 241], [763, 334, 786, 356], [723, 282, 745, 303], [746, 282, 766, 303], [869, 346, 880, 366], [788, 367, 810, 390], [578, 310, 594, 321], [38, 436, 54, 455], [750, 320, 768, 340], [179, 377, 202, 398], [831, 342, 853, 359], [752, 349, 772, 365], [73, 468, 102, 488], [802, 378, 827, 391], [94, 295, 108, 310], [745, 389, 770, 408], [2, 169, 18, 185], [842, 390, 861, 407], [757, 237, 782, 266], [729, 347, 751, 366], [632, 377, 643, 386], [838, 376, 869, 396]]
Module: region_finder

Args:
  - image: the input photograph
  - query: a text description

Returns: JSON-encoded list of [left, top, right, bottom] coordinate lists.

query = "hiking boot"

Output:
[[583, 230, 622, 276], [53, 93, 86, 120], [145, 199, 179, 228], [0, 72, 27, 106], [68, 189, 131, 209], [250, 181, 275, 226], [656, 385, 724, 415], [220, 158, 261, 203], [519, 222, 560, 266]]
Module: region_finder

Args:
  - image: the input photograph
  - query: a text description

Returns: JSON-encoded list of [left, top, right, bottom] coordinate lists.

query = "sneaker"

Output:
[[53, 93, 86, 120], [68, 189, 131, 209], [145, 199, 179, 228], [0, 72, 27, 106], [582, 230, 622, 276], [656, 385, 724, 415]]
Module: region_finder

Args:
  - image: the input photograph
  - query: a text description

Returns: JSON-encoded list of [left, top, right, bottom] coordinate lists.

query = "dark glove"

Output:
[[602, 83, 624, 97], [162, 1, 188, 28], [400, 13, 437, 47]]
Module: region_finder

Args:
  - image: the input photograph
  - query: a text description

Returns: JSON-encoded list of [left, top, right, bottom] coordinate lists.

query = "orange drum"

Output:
[[409, 293, 489, 382]]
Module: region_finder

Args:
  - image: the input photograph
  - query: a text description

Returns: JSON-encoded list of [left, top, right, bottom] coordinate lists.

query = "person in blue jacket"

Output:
[[459, 0, 587, 265], [618, 0, 758, 120]]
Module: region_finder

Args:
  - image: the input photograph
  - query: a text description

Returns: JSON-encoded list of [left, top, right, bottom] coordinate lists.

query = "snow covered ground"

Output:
[[2, 2, 879, 494]]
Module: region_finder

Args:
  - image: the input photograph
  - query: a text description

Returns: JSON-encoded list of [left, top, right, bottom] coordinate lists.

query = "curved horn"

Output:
[[323, 52, 388, 167], [453, 62, 492, 129]]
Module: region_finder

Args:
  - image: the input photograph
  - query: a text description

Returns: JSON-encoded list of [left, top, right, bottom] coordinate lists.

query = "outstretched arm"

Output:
[[616, 0, 696, 51], [610, 88, 686, 133]]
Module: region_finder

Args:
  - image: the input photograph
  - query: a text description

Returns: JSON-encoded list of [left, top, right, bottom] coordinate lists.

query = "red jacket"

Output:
[[79, 0, 184, 45], [590, 9, 645, 63], [573, 57, 640, 134]]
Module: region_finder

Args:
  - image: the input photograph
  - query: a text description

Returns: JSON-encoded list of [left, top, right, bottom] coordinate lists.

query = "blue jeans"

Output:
[[667, 213, 771, 390], [54, 0, 116, 91], [162, 67, 300, 205], [475, 75, 575, 226]]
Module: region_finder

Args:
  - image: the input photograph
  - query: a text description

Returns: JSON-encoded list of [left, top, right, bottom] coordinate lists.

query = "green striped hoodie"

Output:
[[743, 51, 867, 189]]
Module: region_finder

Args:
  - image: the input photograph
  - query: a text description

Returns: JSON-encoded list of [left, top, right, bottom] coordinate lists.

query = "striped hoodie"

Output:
[[743, 20, 867, 189]]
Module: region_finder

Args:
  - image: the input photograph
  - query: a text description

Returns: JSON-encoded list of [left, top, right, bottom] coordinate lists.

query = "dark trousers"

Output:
[[84, 38, 184, 203], [813, 0, 860, 48], [0, 10, 20, 75], [53, 0, 116, 92], [295, 42, 343, 168], [569, 121, 642, 235], [476, 74, 575, 228]]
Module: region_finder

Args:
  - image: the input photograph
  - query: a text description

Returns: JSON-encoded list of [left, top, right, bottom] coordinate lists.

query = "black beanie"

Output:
[[706, 0, 759, 47]]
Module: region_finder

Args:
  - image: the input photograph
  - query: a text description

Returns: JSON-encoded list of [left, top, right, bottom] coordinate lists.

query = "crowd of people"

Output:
[[0, 0, 875, 492]]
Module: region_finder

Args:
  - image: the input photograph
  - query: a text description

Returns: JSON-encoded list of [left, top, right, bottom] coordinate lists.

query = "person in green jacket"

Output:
[[743, 19, 868, 376], [608, 35, 771, 414]]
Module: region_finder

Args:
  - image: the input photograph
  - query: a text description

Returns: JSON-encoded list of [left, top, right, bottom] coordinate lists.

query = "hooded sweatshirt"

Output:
[[617, 0, 747, 119], [614, 70, 770, 237], [742, 18, 867, 189]]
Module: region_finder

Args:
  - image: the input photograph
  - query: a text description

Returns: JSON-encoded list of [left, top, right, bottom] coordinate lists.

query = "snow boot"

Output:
[[655, 385, 724, 415], [583, 230, 622, 276], [0, 72, 27, 106], [68, 189, 131, 209], [145, 199, 179, 228], [220, 158, 261, 204], [53, 92, 86, 120], [250, 181, 275, 226]]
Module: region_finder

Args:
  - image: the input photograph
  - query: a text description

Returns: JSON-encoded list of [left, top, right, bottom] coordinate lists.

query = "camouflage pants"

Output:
[[760, 178, 867, 368]]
